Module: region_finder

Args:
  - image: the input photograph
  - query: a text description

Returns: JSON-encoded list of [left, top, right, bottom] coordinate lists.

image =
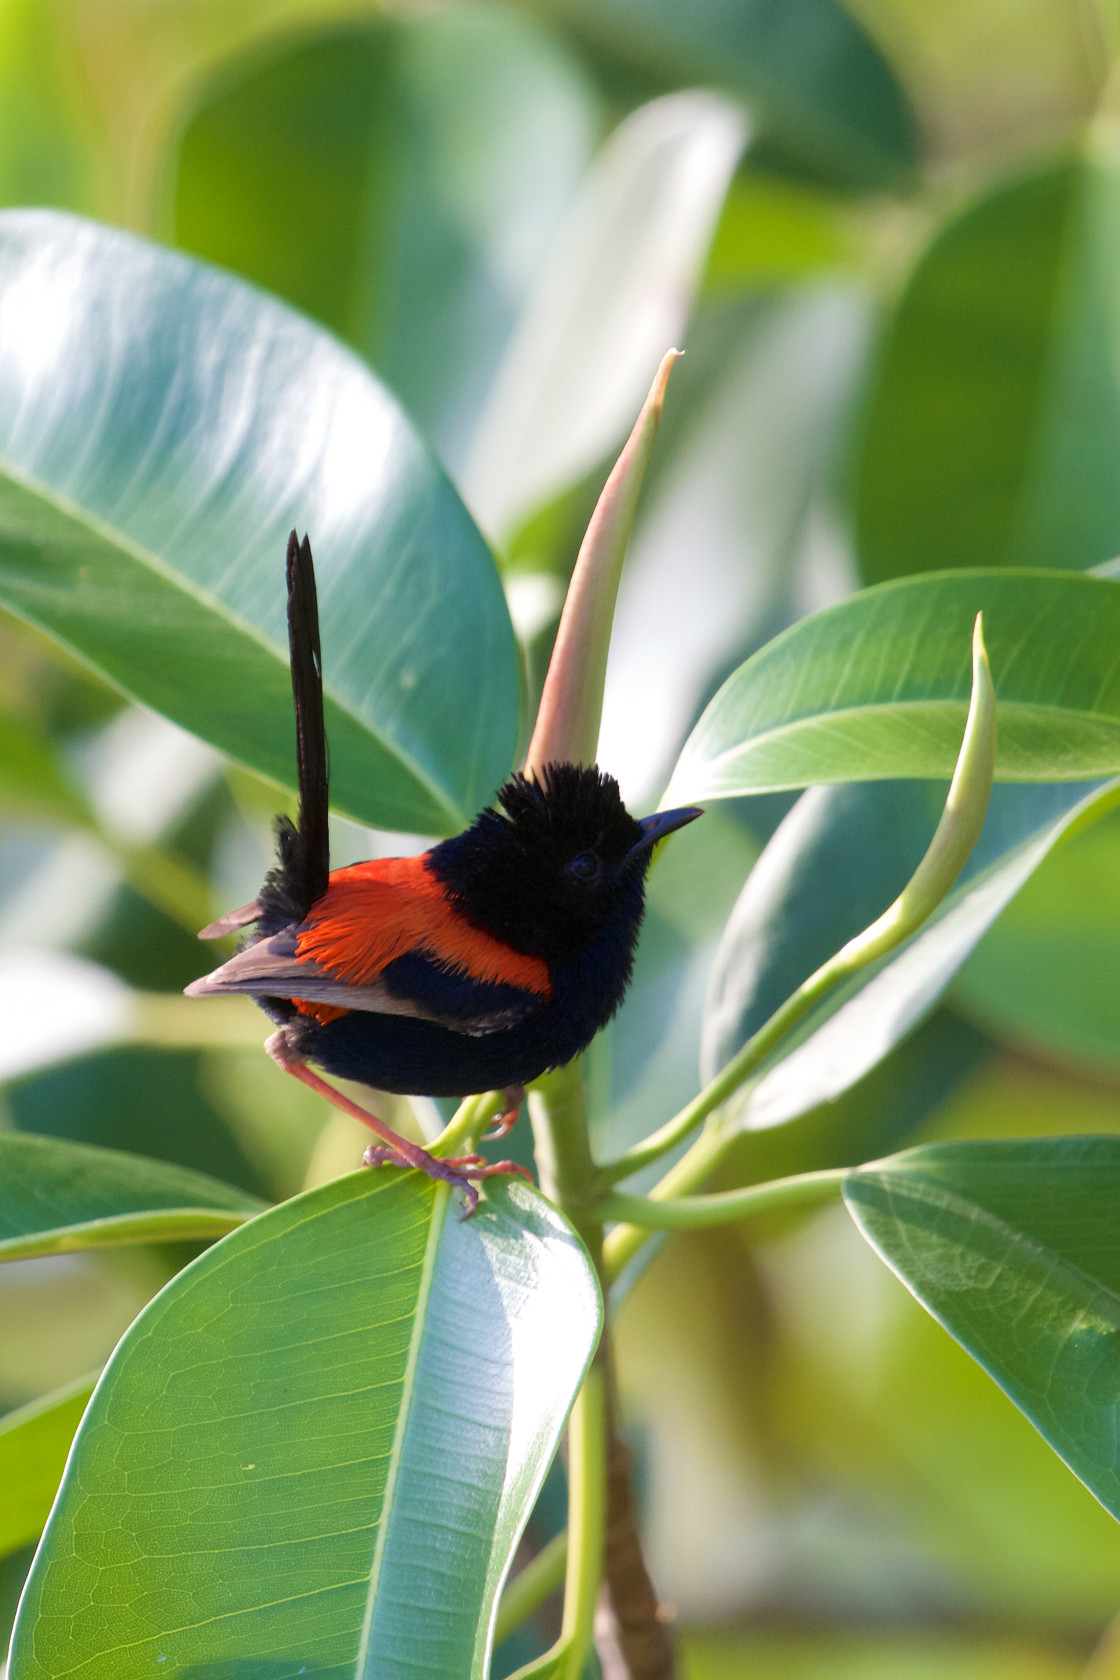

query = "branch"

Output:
[[597, 1168, 847, 1238]]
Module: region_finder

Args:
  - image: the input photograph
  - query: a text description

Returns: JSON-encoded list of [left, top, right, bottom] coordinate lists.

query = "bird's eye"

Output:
[[568, 851, 600, 882]]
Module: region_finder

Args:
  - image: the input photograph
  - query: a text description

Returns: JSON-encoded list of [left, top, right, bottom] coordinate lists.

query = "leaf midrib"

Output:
[[848, 1166, 1120, 1331], [355, 1180, 450, 1676], [688, 695, 1120, 782], [0, 455, 465, 830]]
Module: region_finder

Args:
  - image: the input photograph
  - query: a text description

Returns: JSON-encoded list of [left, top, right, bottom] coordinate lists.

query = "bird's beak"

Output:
[[627, 804, 703, 861]]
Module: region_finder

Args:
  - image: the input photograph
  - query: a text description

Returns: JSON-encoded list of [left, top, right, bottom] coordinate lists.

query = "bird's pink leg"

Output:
[[265, 1031, 532, 1217], [484, 1084, 525, 1140]]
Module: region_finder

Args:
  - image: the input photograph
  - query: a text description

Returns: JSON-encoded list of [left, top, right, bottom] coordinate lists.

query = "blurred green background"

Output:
[[4, 0, 1120, 1674]]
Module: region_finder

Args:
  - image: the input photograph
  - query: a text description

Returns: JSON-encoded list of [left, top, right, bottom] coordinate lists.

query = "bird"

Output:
[[186, 532, 702, 1212]]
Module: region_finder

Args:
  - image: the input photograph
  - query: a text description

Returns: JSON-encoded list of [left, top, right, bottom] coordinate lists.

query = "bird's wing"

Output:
[[184, 932, 458, 1022], [185, 855, 551, 1037]]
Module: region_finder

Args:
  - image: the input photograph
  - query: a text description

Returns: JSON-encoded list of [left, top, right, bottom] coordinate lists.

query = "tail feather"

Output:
[[259, 532, 330, 931]]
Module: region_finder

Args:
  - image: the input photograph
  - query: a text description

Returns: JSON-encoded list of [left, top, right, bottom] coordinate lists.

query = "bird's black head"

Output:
[[429, 762, 701, 966]]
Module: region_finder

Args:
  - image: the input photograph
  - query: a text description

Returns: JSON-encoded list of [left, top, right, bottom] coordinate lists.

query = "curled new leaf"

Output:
[[524, 348, 681, 774]]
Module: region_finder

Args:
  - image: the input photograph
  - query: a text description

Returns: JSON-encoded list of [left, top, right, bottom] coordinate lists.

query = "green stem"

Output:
[[598, 1168, 847, 1233], [596, 974, 847, 1186], [501, 1368, 605, 1680], [529, 1064, 599, 1221], [429, 1091, 494, 1158], [559, 1364, 607, 1678], [494, 1530, 568, 1648], [603, 1127, 730, 1281]]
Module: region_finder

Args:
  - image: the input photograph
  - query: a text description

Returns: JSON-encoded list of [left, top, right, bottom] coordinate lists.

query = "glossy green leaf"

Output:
[[10, 1171, 600, 1680], [536, 0, 917, 190], [0, 1374, 96, 1559], [0, 1130, 266, 1261], [844, 1137, 1120, 1524], [854, 152, 1120, 583], [703, 777, 1120, 1133], [174, 9, 597, 472], [665, 570, 1120, 805], [754, 1138, 1120, 1628], [0, 210, 519, 835]]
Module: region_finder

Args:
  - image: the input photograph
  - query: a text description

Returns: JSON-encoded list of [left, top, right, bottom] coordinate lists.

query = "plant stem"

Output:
[[597, 1167, 848, 1233], [429, 1090, 493, 1158], [559, 1363, 607, 1679], [602, 1127, 731, 1283], [529, 1061, 676, 1680], [596, 979, 845, 1186], [495, 1530, 569, 1647]]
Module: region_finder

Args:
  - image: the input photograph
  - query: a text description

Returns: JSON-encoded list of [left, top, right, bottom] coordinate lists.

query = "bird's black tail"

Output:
[[259, 532, 331, 931]]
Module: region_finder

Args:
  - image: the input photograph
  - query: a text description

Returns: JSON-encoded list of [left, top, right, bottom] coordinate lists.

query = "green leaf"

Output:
[[854, 152, 1120, 583], [535, 0, 918, 191], [173, 9, 597, 472], [0, 1131, 266, 1261], [464, 92, 744, 540], [703, 777, 1120, 1133], [844, 1137, 1120, 1524], [10, 1171, 601, 1680], [0, 1374, 97, 1559], [0, 209, 519, 835], [665, 570, 1120, 805]]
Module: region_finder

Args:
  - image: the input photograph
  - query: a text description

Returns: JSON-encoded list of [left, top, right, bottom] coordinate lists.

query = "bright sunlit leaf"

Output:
[[10, 1173, 601, 1680]]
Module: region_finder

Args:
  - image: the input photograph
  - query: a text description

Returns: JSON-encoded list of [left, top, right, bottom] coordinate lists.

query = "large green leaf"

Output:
[[702, 777, 1120, 1133], [854, 152, 1120, 583], [10, 1171, 600, 1680], [844, 1138, 1120, 1524], [665, 570, 1120, 804], [174, 9, 596, 472], [536, 0, 917, 190], [0, 210, 519, 835], [0, 1375, 96, 1559], [0, 1130, 266, 1261]]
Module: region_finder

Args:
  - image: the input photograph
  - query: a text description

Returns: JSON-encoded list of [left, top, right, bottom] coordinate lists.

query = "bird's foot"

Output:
[[483, 1083, 525, 1140], [264, 1032, 532, 1217], [363, 1143, 533, 1217]]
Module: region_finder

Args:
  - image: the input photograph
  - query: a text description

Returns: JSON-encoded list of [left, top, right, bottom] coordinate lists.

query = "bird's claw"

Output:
[[483, 1084, 525, 1141], [362, 1140, 533, 1217]]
